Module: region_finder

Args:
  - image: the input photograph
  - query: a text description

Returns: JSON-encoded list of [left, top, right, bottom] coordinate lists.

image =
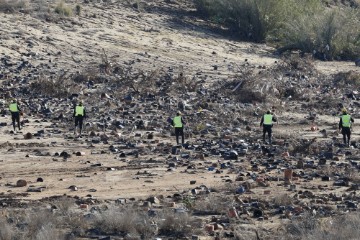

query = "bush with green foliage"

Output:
[[193, 0, 360, 60]]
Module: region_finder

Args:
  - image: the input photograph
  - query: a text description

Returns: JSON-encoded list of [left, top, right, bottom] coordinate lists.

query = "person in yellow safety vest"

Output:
[[172, 111, 185, 145], [260, 110, 277, 144], [339, 108, 354, 147], [9, 99, 22, 132], [73, 100, 86, 137]]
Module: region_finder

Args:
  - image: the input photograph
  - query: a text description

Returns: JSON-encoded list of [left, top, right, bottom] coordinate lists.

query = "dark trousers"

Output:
[[75, 116, 84, 133], [263, 125, 272, 143], [341, 127, 351, 145], [11, 112, 20, 131], [175, 127, 184, 145]]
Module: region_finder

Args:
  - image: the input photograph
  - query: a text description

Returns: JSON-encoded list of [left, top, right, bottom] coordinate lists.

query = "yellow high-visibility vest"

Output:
[[9, 103, 18, 112], [173, 116, 183, 128], [75, 106, 84, 116], [342, 114, 351, 127], [263, 114, 273, 125]]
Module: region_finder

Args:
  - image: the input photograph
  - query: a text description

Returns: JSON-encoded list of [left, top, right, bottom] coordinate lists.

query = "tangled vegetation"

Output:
[[193, 0, 360, 60]]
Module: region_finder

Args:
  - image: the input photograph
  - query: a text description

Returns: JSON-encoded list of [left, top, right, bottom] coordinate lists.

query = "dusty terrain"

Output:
[[0, 0, 360, 239]]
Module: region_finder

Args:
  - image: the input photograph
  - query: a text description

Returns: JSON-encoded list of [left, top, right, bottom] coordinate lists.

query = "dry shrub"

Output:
[[333, 71, 360, 86], [218, 68, 267, 103], [54, 196, 75, 215], [33, 223, 65, 240], [273, 194, 293, 207], [54, 1, 72, 16], [216, 54, 320, 104], [0, 218, 15, 240], [30, 73, 79, 98], [193, 194, 232, 214], [133, 213, 157, 240], [284, 212, 318, 240], [95, 207, 136, 235], [234, 225, 266, 240], [24, 209, 60, 239], [94, 207, 156, 238], [290, 138, 319, 155], [62, 212, 89, 237], [284, 212, 360, 240], [171, 71, 201, 93], [0, 0, 28, 13], [158, 210, 195, 238], [344, 167, 360, 183]]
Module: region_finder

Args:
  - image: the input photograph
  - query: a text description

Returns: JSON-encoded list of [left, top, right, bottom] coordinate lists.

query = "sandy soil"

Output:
[[0, 1, 359, 239]]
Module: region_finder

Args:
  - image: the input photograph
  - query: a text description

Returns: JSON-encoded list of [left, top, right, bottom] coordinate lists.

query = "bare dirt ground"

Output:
[[0, 0, 360, 239]]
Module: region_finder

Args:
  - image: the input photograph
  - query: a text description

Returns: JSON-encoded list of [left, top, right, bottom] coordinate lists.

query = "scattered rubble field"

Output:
[[0, 0, 360, 240]]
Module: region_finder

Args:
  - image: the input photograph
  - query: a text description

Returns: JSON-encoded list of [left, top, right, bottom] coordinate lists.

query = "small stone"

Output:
[[253, 208, 263, 218], [190, 180, 196, 185], [80, 204, 88, 209], [60, 151, 70, 158], [76, 151, 85, 156], [146, 196, 160, 204], [115, 198, 127, 204], [24, 132, 33, 139], [36, 177, 44, 182], [69, 185, 78, 191], [322, 176, 331, 181], [147, 133, 154, 139]]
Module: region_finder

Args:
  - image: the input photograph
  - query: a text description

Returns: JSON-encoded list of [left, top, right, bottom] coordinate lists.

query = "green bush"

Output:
[[193, 0, 300, 42], [54, 1, 72, 16], [277, 7, 360, 60], [193, 0, 360, 60]]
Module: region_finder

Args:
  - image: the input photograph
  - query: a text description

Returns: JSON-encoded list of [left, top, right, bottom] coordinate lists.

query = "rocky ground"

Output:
[[0, 0, 360, 240]]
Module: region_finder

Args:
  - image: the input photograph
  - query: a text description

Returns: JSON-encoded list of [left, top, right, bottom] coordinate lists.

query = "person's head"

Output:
[[266, 110, 271, 114], [177, 111, 181, 116], [342, 108, 347, 114], [12, 99, 17, 103], [78, 100, 83, 106]]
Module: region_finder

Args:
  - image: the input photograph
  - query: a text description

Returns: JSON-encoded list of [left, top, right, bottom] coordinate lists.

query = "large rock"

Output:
[[355, 58, 360, 67], [16, 179, 27, 187]]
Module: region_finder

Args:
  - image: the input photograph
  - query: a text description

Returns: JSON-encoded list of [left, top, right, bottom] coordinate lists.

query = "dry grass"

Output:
[[94, 207, 136, 235], [282, 212, 360, 240], [273, 194, 293, 207], [0, 0, 28, 13], [193, 194, 232, 214], [29, 72, 80, 98], [24, 209, 60, 239], [54, 1, 72, 17], [0, 218, 15, 240], [94, 207, 156, 238], [54, 196, 76, 215], [158, 210, 195, 238], [32, 223, 65, 240], [234, 225, 268, 240], [333, 71, 360, 86]]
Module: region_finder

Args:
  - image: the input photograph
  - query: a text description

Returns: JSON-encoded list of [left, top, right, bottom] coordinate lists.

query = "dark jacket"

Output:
[[339, 114, 354, 129]]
